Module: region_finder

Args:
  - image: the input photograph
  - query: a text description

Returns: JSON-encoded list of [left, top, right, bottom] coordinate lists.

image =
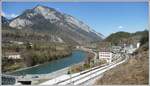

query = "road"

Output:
[[40, 52, 128, 85]]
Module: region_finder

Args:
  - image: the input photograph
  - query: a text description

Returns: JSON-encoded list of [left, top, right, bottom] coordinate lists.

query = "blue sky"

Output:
[[2, 2, 148, 37]]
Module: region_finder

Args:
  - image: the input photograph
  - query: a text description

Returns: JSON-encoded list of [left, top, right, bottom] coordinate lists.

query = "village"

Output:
[[2, 41, 141, 85], [2, 1, 148, 85]]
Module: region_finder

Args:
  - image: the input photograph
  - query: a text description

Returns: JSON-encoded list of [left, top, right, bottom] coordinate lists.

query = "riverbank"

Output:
[[4, 53, 72, 75], [6, 64, 40, 75], [5, 47, 96, 76], [14, 61, 85, 85], [5, 50, 86, 76], [69, 47, 99, 74], [9, 47, 93, 75], [2, 42, 72, 73]]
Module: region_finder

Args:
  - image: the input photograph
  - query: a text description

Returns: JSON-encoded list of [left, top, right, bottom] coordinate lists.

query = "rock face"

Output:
[[9, 5, 104, 44]]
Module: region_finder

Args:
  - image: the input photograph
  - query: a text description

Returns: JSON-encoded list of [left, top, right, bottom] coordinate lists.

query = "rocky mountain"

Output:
[[8, 5, 104, 44]]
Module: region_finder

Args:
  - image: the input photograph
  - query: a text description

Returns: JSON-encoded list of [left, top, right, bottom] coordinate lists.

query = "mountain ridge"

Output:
[[7, 5, 104, 44]]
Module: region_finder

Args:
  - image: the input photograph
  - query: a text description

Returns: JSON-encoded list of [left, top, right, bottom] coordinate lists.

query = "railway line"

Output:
[[58, 54, 126, 85], [40, 52, 128, 85]]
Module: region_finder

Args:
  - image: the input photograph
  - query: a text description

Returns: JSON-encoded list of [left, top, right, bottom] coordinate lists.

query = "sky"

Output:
[[2, 2, 148, 37]]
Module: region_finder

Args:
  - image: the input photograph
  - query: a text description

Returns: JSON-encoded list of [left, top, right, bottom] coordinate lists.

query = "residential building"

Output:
[[4, 52, 21, 60], [124, 42, 141, 54], [98, 50, 112, 63]]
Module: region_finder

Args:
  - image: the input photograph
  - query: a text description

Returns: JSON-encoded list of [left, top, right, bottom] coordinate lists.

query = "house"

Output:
[[98, 49, 112, 63], [3, 52, 22, 60], [124, 42, 140, 54]]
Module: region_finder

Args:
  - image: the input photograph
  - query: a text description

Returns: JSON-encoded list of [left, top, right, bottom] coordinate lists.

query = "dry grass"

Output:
[[95, 50, 149, 85]]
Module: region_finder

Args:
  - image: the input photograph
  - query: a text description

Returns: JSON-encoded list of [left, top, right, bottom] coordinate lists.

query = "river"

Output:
[[11, 50, 87, 76]]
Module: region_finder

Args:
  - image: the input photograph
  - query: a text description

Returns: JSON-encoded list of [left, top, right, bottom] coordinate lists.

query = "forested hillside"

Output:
[[104, 30, 148, 45]]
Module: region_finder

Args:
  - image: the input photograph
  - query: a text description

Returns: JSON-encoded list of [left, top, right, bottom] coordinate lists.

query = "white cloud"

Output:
[[118, 25, 124, 29], [2, 11, 18, 19]]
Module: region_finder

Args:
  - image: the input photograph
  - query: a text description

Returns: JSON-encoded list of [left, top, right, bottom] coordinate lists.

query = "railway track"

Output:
[[52, 63, 108, 85], [58, 55, 125, 85], [40, 53, 128, 85], [58, 54, 127, 85]]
